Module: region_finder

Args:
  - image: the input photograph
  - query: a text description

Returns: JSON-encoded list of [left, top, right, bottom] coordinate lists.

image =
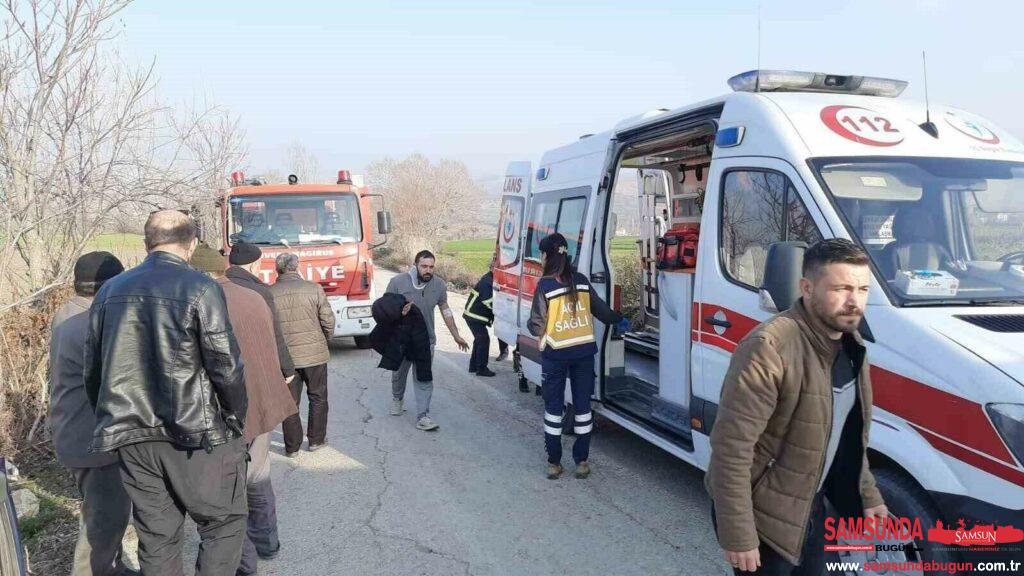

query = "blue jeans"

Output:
[[541, 356, 595, 465]]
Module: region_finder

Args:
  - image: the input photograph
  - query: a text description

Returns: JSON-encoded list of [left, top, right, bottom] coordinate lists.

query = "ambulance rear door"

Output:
[[492, 161, 531, 346]]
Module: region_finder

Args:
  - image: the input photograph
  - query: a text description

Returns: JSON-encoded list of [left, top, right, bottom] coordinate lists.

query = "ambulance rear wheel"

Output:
[[354, 336, 372, 349]]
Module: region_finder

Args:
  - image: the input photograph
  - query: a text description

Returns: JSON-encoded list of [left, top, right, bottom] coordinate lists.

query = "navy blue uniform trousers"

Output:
[[541, 355, 595, 465]]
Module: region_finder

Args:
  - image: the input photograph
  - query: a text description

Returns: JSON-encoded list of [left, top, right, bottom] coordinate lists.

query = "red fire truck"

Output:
[[219, 170, 392, 347]]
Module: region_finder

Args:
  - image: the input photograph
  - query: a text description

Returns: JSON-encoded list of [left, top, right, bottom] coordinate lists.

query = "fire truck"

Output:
[[219, 170, 392, 347]]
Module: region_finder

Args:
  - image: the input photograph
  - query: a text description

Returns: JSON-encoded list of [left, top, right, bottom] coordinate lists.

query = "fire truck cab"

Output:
[[494, 70, 1024, 570], [220, 170, 393, 347]]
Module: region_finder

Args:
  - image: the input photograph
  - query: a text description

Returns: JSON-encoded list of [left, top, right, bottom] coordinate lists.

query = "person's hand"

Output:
[[402, 302, 413, 316], [864, 504, 889, 526], [454, 335, 469, 352], [615, 317, 630, 334], [285, 375, 295, 384], [723, 548, 760, 572]]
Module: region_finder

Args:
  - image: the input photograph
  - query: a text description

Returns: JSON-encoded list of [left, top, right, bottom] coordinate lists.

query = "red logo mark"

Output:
[[820, 105, 904, 147], [943, 112, 1001, 145], [927, 519, 1024, 546]]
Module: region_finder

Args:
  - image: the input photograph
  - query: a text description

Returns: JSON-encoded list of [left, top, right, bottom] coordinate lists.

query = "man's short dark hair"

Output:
[[144, 210, 197, 251], [414, 250, 436, 264], [802, 238, 870, 279]]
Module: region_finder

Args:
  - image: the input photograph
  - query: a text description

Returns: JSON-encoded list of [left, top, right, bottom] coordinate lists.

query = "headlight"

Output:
[[986, 403, 1024, 466], [347, 306, 372, 319]]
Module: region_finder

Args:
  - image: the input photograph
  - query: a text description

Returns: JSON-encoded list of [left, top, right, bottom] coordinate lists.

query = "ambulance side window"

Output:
[[720, 170, 822, 289], [524, 193, 589, 265]]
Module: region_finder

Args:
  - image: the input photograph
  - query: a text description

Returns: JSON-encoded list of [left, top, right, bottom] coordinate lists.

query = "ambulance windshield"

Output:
[[228, 193, 362, 246], [812, 157, 1024, 306]]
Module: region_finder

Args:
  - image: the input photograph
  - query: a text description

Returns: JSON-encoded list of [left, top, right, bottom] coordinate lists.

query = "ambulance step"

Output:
[[623, 332, 659, 358], [650, 395, 691, 437]]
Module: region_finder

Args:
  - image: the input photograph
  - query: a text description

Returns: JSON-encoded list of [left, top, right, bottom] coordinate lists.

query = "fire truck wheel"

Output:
[[871, 466, 958, 570], [354, 336, 373, 350]]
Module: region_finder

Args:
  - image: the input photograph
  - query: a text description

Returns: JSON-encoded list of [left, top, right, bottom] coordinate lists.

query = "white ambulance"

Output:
[[493, 70, 1024, 571]]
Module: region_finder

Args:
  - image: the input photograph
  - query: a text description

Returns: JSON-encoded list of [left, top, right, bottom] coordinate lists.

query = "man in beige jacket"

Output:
[[270, 252, 336, 456], [706, 239, 888, 574]]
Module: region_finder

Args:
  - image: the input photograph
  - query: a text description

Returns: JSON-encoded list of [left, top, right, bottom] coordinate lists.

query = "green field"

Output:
[[442, 236, 638, 276], [86, 233, 145, 251]]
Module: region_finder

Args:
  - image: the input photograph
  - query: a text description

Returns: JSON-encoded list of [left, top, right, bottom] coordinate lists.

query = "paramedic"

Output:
[[527, 233, 627, 480], [463, 257, 499, 377], [705, 239, 887, 574]]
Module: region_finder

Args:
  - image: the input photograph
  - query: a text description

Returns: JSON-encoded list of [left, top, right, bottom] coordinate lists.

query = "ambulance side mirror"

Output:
[[376, 210, 393, 235], [759, 241, 807, 313]]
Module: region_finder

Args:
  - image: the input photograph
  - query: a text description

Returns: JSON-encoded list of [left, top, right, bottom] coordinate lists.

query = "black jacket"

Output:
[[85, 251, 248, 452], [463, 271, 495, 326], [225, 266, 296, 378], [370, 293, 433, 381]]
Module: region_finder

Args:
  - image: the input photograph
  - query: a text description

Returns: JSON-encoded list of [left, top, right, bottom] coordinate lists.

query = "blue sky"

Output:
[[120, 0, 1024, 183]]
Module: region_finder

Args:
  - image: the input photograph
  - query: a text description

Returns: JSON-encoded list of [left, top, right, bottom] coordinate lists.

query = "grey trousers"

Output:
[[71, 463, 132, 576], [391, 346, 435, 418], [238, 433, 279, 575], [118, 438, 248, 576]]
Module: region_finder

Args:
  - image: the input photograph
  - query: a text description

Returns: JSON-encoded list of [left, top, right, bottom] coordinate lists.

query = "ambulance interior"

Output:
[[603, 124, 715, 442]]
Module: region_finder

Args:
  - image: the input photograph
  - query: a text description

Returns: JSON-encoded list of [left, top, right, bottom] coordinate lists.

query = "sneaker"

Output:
[[468, 366, 477, 373], [496, 350, 509, 362], [308, 443, 326, 452], [546, 464, 564, 480], [389, 398, 404, 416], [257, 545, 281, 560], [475, 367, 496, 377], [416, 415, 439, 431], [574, 461, 591, 479]]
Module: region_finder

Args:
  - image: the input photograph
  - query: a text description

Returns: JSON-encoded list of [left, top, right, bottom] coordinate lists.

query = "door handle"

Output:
[[591, 271, 608, 283], [703, 316, 732, 329]]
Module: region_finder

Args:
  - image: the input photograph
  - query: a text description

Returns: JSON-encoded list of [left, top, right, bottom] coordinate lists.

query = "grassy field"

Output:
[[442, 236, 638, 276]]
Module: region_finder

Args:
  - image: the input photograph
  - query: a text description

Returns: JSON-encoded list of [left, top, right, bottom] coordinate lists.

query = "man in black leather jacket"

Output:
[[85, 210, 249, 576]]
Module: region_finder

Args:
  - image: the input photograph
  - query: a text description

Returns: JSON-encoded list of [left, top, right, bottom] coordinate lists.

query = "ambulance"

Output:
[[219, 170, 392, 348], [493, 70, 1024, 571]]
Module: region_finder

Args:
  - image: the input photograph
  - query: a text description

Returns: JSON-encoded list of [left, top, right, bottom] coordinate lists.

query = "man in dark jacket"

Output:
[[49, 251, 132, 576], [85, 210, 249, 576], [463, 263, 498, 377], [225, 242, 296, 382], [270, 252, 336, 456]]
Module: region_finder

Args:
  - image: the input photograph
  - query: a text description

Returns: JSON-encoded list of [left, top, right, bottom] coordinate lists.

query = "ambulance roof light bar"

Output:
[[728, 70, 908, 98]]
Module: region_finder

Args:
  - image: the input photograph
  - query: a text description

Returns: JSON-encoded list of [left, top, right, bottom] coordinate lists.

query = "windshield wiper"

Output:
[[968, 298, 1024, 306], [901, 298, 1024, 307]]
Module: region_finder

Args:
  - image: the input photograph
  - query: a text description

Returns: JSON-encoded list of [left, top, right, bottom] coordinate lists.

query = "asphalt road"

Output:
[[181, 268, 732, 576]]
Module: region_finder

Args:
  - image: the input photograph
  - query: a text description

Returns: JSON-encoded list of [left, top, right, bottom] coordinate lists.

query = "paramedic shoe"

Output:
[[496, 350, 509, 362], [389, 398, 404, 416], [574, 461, 591, 479], [546, 464, 564, 480], [416, 415, 440, 431], [475, 367, 496, 377]]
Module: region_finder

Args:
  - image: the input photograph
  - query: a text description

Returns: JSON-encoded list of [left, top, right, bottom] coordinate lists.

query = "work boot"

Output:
[[546, 463, 564, 480], [416, 415, 439, 431], [475, 367, 496, 377], [389, 398, 404, 416], [496, 349, 509, 362], [574, 461, 591, 479]]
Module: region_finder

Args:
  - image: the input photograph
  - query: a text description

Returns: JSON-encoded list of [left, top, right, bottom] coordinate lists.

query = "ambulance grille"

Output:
[[956, 314, 1024, 333]]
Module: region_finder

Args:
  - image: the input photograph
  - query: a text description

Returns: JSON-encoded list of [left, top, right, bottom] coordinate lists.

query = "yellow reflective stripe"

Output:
[[463, 309, 490, 323]]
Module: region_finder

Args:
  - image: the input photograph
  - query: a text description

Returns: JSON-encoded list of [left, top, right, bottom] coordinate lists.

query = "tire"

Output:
[[354, 335, 372, 349], [827, 467, 957, 576], [873, 467, 959, 573]]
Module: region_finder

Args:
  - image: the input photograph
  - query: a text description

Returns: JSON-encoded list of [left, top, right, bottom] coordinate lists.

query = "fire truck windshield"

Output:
[[228, 193, 362, 246]]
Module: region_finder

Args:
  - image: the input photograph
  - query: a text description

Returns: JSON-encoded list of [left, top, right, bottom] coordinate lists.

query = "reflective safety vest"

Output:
[[540, 283, 595, 350], [463, 271, 495, 325]]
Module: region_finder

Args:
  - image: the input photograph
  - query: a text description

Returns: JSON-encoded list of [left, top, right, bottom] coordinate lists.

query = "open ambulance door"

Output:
[[492, 162, 531, 348]]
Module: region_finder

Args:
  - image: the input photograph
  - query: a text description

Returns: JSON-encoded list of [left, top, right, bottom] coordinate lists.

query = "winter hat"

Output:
[[229, 242, 262, 265], [73, 251, 124, 295]]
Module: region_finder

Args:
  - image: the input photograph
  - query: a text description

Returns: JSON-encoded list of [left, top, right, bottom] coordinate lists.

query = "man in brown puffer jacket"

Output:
[[706, 239, 888, 575], [269, 252, 336, 456]]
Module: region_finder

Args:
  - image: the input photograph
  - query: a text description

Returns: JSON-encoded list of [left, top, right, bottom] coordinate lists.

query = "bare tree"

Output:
[[0, 0, 247, 307], [285, 140, 321, 184], [366, 154, 482, 257]]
